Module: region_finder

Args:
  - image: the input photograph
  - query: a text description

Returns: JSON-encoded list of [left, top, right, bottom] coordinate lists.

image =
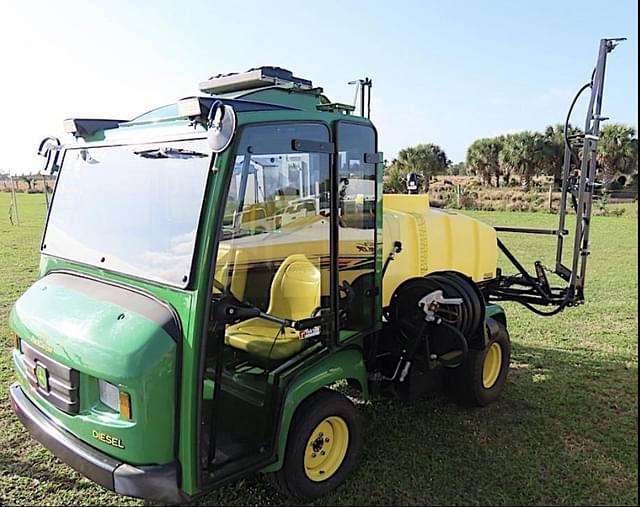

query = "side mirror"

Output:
[[37, 137, 62, 174], [207, 101, 237, 153]]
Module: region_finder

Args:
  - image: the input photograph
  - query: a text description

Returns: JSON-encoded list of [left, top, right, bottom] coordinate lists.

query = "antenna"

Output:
[[348, 78, 373, 118]]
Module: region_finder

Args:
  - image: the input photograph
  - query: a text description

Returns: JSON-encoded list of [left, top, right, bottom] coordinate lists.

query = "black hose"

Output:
[[438, 321, 469, 363], [564, 80, 592, 168], [514, 299, 569, 316]]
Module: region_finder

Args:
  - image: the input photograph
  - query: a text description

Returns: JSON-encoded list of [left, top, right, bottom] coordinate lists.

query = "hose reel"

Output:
[[387, 271, 486, 371]]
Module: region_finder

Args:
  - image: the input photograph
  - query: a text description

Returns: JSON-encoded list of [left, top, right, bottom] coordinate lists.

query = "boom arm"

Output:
[[488, 38, 626, 315]]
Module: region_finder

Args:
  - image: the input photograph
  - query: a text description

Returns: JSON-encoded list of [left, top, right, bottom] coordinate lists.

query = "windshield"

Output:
[[43, 139, 211, 288]]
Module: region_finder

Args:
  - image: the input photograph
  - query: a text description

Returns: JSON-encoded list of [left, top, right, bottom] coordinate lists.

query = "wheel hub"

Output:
[[304, 416, 349, 482], [482, 342, 503, 389]]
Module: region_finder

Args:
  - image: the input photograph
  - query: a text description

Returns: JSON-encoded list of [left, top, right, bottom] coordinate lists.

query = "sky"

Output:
[[0, 0, 637, 174]]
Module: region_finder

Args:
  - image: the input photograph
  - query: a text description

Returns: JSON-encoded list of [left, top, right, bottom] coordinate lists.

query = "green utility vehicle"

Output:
[[9, 39, 622, 503]]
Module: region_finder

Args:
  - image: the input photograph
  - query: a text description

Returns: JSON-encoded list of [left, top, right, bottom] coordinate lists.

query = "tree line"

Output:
[[383, 123, 638, 193]]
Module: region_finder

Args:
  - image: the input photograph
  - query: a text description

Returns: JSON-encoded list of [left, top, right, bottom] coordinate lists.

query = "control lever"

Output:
[[211, 296, 261, 323], [211, 293, 325, 330], [293, 315, 325, 331]]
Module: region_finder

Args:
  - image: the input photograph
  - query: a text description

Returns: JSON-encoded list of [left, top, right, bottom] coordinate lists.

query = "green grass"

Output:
[[601, 201, 638, 217], [0, 193, 637, 506]]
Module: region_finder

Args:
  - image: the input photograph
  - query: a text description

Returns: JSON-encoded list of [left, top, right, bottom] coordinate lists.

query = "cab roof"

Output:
[[64, 67, 360, 141]]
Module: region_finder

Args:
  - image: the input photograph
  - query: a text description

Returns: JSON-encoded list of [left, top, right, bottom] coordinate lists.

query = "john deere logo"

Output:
[[35, 363, 49, 391]]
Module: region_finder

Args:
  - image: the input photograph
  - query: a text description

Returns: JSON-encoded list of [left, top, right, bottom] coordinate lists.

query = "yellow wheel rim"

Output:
[[482, 342, 503, 389], [304, 416, 349, 482]]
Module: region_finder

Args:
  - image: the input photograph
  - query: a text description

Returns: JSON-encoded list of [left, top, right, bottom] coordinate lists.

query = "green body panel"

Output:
[[485, 303, 506, 322], [260, 346, 368, 473], [34, 256, 203, 493], [180, 148, 230, 494], [10, 275, 176, 464]]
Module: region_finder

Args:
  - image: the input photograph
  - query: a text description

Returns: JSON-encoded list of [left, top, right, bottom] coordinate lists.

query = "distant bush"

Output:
[[459, 194, 477, 209], [423, 175, 637, 214]]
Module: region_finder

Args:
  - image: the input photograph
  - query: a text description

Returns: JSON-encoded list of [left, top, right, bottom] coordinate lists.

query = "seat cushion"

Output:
[[225, 318, 304, 360]]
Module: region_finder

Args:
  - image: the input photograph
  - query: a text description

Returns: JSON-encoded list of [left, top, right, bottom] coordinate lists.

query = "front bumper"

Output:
[[9, 383, 187, 503]]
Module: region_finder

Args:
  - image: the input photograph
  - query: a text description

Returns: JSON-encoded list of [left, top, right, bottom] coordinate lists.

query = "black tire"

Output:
[[446, 318, 511, 406], [269, 388, 363, 501]]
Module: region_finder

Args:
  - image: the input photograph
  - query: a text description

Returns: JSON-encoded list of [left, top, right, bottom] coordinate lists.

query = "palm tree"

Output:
[[597, 124, 638, 187], [383, 160, 407, 193], [395, 143, 450, 192], [466, 137, 503, 187], [542, 124, 583, 182], [499, 132, 545, 190]]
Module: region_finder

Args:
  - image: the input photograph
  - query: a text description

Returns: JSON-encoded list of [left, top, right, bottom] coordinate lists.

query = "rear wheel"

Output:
[[446, 319, 511, 406], [270, 388, 362, 501]]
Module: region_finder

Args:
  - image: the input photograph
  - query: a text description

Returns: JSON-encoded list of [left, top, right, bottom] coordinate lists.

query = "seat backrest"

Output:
[[267, 254, 320, 321], [214, 248, 250, 301]]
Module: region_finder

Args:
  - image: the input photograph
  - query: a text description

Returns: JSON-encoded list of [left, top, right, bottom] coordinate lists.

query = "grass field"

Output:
[[0, 193, 637, 506]]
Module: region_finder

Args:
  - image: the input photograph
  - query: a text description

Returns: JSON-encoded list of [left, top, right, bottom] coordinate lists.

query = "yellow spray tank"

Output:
[[382, 194, 498, 306], [214, 192, 498, 309]]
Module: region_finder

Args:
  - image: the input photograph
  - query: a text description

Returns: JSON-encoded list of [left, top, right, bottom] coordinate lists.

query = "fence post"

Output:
[[10, 175, 20, 225], [456, 184, 461, 208], [42, 173, 50, 208], [548, 183, 553, 212]]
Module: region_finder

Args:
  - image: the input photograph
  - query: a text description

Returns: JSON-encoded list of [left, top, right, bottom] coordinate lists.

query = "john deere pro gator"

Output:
[[9, 39, 623, 502]]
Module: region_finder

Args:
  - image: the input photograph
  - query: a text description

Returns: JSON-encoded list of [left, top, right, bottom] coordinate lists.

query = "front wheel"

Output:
[[446, 318, 511, 406], [269, 388, 362, 501]]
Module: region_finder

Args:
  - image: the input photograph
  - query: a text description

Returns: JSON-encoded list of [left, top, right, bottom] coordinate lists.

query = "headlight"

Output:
[[98, 380, 120, 411], [98, 380, 132, 419]]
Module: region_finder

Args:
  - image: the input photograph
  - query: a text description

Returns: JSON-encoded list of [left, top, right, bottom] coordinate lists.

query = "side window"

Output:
[[336, 122, 377, 335], [216, 123, 331, 317], [226, 151, 327, 231]]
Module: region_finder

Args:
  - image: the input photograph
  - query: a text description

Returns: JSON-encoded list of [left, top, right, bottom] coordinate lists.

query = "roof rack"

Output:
[[199, 66, 313, 95], [316, 102, 356, 114]]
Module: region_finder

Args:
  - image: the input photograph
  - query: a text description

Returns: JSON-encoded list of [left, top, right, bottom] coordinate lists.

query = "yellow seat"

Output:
[[214, 248, 250, 301], [225, 254, 321, 360]]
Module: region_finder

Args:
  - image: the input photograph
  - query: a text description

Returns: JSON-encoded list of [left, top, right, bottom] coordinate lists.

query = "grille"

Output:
[[21, 340, 80, 414]]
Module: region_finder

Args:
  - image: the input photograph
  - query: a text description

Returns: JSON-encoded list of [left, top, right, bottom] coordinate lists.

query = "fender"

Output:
[[261, 347, 368, 473], [485, 303, 506, 327]]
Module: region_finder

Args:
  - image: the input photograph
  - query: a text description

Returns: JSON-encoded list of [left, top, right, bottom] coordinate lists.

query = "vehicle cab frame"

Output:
[[196, 108, 383, 491]]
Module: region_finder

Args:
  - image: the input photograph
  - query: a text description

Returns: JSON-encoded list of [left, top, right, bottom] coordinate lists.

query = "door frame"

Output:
[[332, 119, 383, 344], [196, 119, 339, 487]]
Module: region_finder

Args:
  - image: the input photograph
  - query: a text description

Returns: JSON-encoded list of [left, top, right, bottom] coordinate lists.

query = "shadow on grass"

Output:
[[0, 423, 110, 503], [197, 343, 638, 506], [1, 344, 636, 506]]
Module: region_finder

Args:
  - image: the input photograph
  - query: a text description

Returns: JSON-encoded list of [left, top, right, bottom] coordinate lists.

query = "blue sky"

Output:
[[1, 0, 637, 172]]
